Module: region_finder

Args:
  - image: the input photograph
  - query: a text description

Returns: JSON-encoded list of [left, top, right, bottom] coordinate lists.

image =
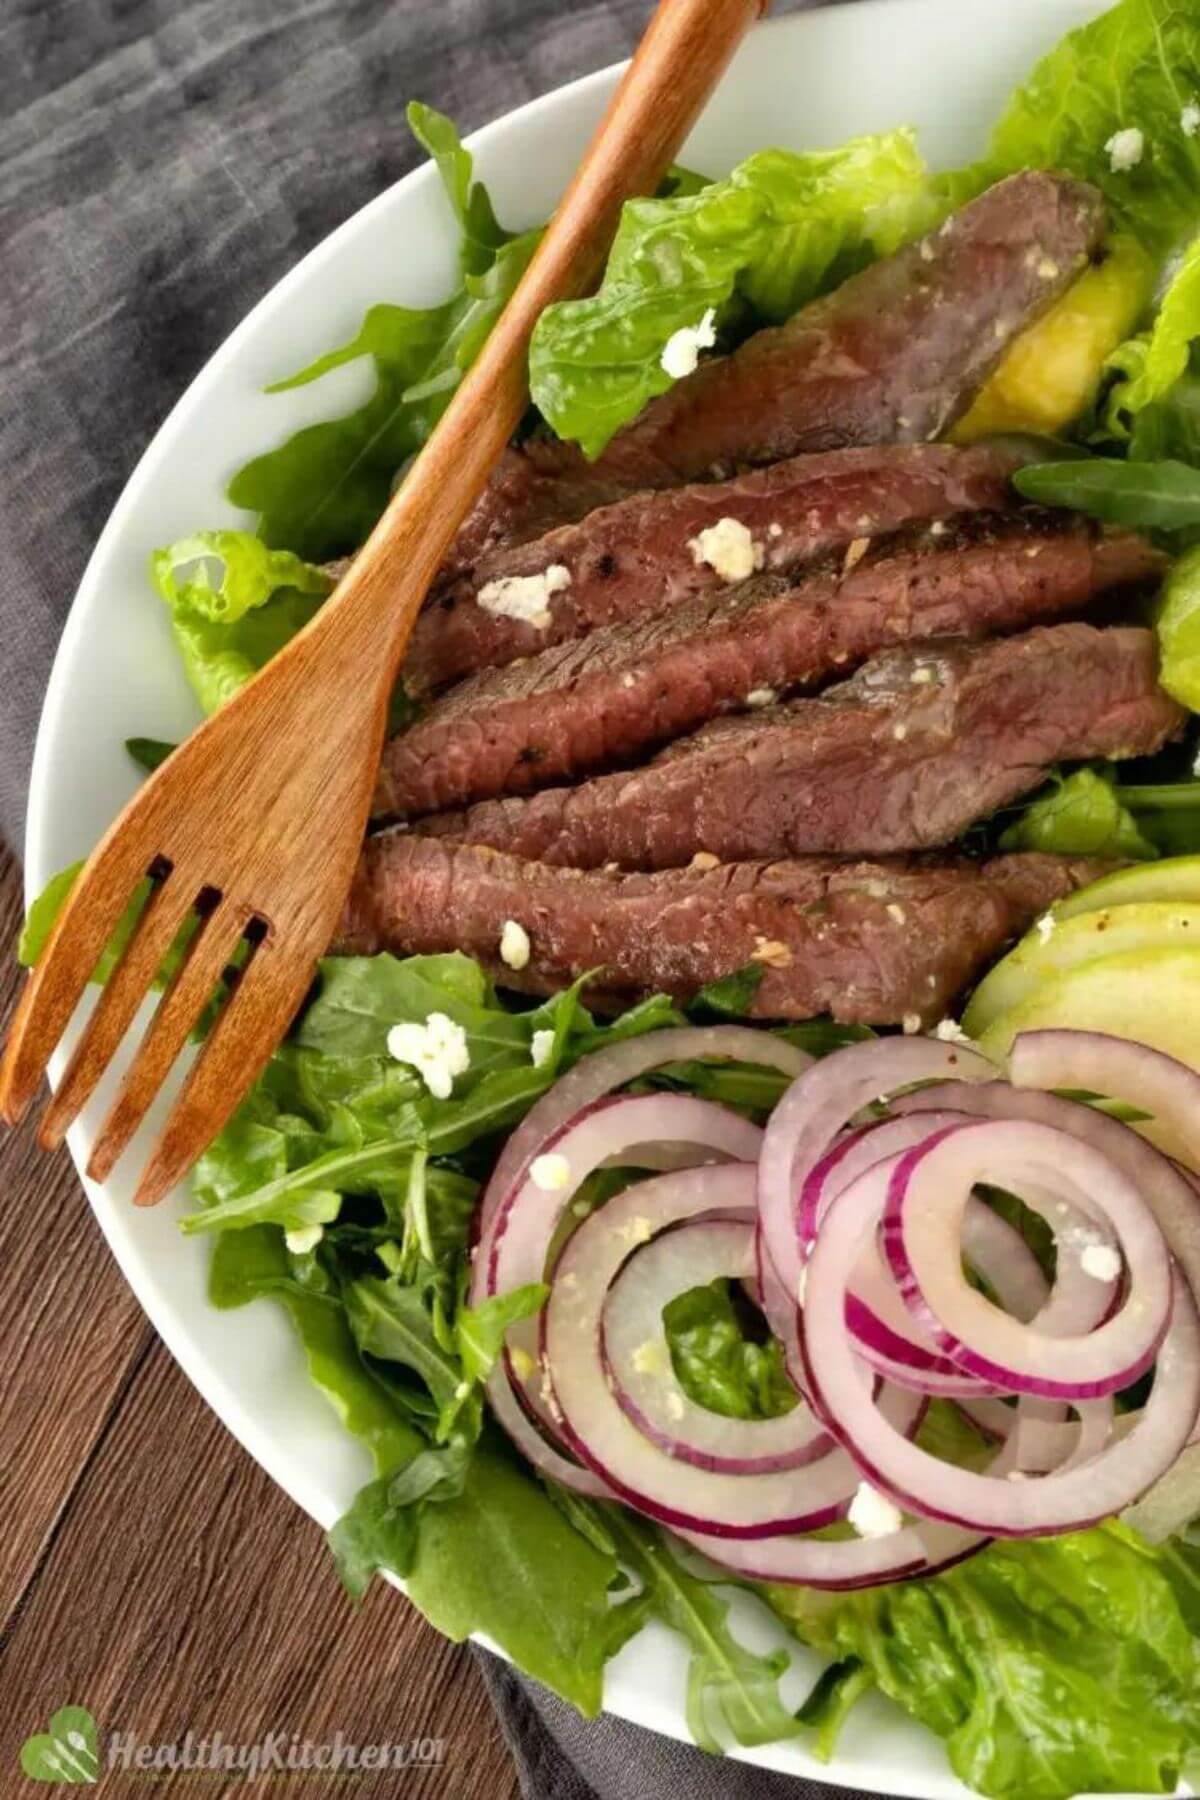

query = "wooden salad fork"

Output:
[[0, 0, 770, 1207]]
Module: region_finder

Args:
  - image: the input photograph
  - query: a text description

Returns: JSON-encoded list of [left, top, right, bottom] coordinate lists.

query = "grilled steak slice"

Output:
[[406, 444, 1024, 693], [375, 516, 1163, 819], [446, 170, 1105, 569], [421, 625, 1183, 867], [336, 839, 1113, 1025]]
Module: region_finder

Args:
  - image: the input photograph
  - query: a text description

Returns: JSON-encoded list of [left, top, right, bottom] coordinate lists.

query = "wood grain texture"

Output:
[[0, 844, 520, 1796], [0, 0, 769, 1213]]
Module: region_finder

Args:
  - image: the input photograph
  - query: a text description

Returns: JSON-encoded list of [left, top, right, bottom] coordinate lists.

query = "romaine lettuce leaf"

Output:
[[772, 1522, 1200, 1799], [529, 130, 939, 459], [151, 530, 333, 715], [986, 0, 1200, 255], [226, 104, 538, 561]]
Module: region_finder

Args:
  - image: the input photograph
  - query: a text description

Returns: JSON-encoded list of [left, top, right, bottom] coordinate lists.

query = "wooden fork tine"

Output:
[[86, 903, 252, 1186], [130, 946, 319, 1210], [37, 876, 201, 1152], [0, 848, 152, 1127]]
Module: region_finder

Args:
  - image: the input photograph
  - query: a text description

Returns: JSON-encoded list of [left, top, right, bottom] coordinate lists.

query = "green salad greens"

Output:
[[27, 1, 1200, 1791]]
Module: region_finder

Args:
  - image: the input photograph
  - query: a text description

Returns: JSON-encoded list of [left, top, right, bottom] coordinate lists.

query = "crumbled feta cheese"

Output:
[[746, 687, 777, 709], [665, 1389, 686, 1422], [661, 307, 718, 379], [530, 1028, 556, 1069], [910, 664, 936, 684], [1184, 101, 1200, 138], [621, 671, 637, 689], [530, 1152, 572, 1192], [768, 522, 784, 539], [1036, 912, 1056, 945], [1081, 1243, 1122, 1282], [1037, 257, 1061, 281], [688, 516, 764, 583], [752, 937, 793, 969], [849, 1482, 904, 1539], [477, 564, 571, 629], [886, 903, 907, 925], [1106, 127, 1145, 172], [893, 723, 909, 741], [690, 850, 720, 870], [499, 918, 531, 971], [929, 520, 947, 537], [387, 1011, 471, 1099], [632, 1337, 669, 1377], [902, 1013, 923, 1035], [935, 1018, 973, 1045], [620, 1215, 654, 1247], [285, 1224, 324, 1255]]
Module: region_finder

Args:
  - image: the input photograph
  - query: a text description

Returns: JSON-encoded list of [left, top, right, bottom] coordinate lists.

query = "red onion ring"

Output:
[[602, 1215, 832, 1473], [881, 1123, 1166, 1400], [477, 1026, 811, 1252], [802, 1151, 1200, 1534], [544, 1164, 861, 1538], [757, 1039, 993, 1348]]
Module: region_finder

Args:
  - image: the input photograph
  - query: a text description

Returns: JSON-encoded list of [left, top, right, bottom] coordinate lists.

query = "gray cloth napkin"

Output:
[[0, 2, 911, 1796]]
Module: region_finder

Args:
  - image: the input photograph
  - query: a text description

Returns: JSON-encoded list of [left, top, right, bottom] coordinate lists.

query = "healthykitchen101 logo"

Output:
[[19, 1708, 446, 1782], [20, 1708, 99, 1784]]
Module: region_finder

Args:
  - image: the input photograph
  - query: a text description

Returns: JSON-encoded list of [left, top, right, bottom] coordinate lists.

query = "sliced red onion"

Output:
[[544, 1164, 862, 1538], [882, 1122, 1167, 1399], [478, 1026, 811, 1251], [801, 1112, 1049, 1398], [602, 1216, 831, 1474], [673, 1515, 986, 1589], [484, 1363, 611, 1498], [803, 1153, 1200, 1534], [757, 1038, 993, 1345], [1010, 1029, 1200, 1175]]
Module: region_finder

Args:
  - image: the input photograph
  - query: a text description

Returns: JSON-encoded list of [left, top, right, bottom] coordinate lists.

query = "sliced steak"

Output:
[[421, 625, 1183, 866], [406, 444, 1025, 693], [375, 516, 1163, 819], [335, 839, 1113, 1026], [446, 170, 1105, 568]]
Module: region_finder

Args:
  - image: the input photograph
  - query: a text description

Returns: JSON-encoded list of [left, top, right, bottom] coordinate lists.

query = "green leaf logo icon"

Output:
[[20, 1708, 99, 1784]]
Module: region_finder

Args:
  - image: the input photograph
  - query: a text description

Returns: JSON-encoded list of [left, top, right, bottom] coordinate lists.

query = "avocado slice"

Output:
[[977, 946, 1200, 1162], [1052, 856, 1200, 921], [964, 903, 1200, 1036]]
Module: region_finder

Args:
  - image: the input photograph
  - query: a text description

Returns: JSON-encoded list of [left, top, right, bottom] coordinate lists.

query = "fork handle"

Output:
[[312, 0, 770, 673]]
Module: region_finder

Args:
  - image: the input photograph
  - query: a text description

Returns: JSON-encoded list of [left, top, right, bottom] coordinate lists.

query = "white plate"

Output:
[[26, 2, 1120, 1793]]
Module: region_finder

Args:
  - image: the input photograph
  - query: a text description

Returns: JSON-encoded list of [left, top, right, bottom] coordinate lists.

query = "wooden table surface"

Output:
[[0, 841, 523, 1797]]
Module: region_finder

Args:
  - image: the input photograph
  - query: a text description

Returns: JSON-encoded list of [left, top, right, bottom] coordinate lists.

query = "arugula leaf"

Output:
[[998, 767, 1160, 860], [985, 0, 1200, 255], [151, 530, 333, 715], [404, 1442, 620, 1715], [689, 963, 765, 1019], [407, 101, 510, 276], [663, 1279, 796, 1421], [530, 131, 939, 458], [1015, 456, 1200, 531], [606, 1511, 801, 1753], [329, 1436, 474, 1601], [772, 1522, 1200, 1800], [230, 233, 538, 560], [344, 1275, 463, 1418], [456, 1284, 548, 1386], [125, 736, 176, 773]]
